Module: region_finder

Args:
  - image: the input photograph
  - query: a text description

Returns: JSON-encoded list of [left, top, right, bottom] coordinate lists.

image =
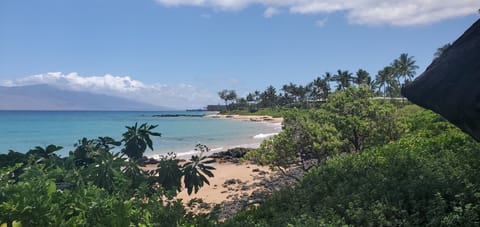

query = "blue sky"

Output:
[[0, 0, 478, 108]]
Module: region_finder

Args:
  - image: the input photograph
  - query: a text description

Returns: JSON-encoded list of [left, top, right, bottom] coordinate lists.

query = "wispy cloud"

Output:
[[201, 13, 212, 19], [1, 72, 219, 109], [263, 7, 280, 18], [154, 0, 478, 26]]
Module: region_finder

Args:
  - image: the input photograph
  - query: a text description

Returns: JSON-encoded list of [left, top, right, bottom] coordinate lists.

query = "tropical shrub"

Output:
[[225, 117, 480, 226], [0, 123, 216, 226]]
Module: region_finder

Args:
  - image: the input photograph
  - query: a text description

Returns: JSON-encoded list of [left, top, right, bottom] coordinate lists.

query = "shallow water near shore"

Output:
[[0, 111, 281, 157]]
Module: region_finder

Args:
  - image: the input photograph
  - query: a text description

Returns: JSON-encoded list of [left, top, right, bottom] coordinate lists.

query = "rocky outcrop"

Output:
[[209, 147, 253, 163], [401, 19, 480, 141], [216, 166, 304, 220]]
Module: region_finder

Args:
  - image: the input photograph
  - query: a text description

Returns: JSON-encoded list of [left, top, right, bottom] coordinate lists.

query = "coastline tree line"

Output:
[[219, 53, 418, 111]]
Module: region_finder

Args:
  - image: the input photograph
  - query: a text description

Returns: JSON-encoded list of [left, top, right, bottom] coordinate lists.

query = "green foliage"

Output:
[[221, 107, 290, 118], [220, 53, 418, 113], [2, 69, 480, 226], [246, 86, 403, 179], [183, 144, 216, 195], [245, 131, 297, 180], [226, 110, 480, 226], [0, 123, 216, 226], [72, 136, 121, 167], [122, 123, 162, 160], [26, 144, 63, 160], [323, 86, 404, 152], [153, 153, 183, 193], [218, 89, 238, 110], [86, 151, 127, 193], [0, 168, 58, 226]]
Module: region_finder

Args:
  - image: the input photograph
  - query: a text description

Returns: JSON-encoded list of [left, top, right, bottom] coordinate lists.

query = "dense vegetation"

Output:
[[219, 53, 418, 111], [244, 86, 404, 178], [2, 86, 479, 226], [3, 47, 478, 225], [223, 88, 480, 226], [0, 124, 218, 226]]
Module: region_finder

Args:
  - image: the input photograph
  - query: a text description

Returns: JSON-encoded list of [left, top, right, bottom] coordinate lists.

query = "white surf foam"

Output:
[[253, 132, 278, 139]]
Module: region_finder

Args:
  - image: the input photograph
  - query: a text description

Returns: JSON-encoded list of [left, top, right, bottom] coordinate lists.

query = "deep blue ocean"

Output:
[[0, 111, 281, 158]]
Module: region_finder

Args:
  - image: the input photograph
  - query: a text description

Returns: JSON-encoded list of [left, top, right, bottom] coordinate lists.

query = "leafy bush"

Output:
[[0, 123, 217, 226], [225, 126, 480, 226], [245, 87, 404, 178]]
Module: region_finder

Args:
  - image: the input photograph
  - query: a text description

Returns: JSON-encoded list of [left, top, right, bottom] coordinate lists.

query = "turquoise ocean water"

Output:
[[0, 111, 281, 158]]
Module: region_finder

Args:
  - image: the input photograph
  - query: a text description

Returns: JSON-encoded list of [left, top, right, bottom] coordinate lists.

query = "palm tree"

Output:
[[218, 89, 229, 108], [376, 66, 395, 98], [434, 43, 451, 59], [246, 93, 255, 106], [332, 70, 353, 91], [182, 144, 215, 195], [354, 69, 371, 86], [281, 83, 296, 106], [260, 85, 277, 108], [218, 89, 237, 110], [246, 91, 261, 110], [393, 53, 419, 85], [122, 123, 162, 161], [226, 90, 237, 110], [323, 72, 333, 95], [367, 78, 378, 94], [308, 77, 330, 104]]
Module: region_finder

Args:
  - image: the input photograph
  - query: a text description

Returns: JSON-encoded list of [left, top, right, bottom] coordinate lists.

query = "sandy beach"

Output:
[[176, 162, 271, 203], [142, 114, 287, 218], [144, 161, 273, 203], [144, 160, 291, 219], [204, 113, 284, 124]]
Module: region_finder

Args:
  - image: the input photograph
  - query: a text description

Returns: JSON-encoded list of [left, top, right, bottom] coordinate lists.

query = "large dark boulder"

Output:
[[401, 19, 480, 141], [209, 147, 253, 163]]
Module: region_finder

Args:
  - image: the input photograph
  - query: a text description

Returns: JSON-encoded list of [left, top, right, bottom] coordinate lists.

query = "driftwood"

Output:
[[401, 19, 480, 141]]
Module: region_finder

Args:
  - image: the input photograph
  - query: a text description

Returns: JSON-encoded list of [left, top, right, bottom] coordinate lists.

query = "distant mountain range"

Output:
[[0, 84, 169, 110]]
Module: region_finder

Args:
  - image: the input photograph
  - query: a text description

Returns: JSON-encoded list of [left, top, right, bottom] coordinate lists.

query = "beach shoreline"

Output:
[[145, 113, 283, 160], [204, 113, 284, 124], [144, 158, 298, 220], [144, 161, 272, 205], [143, 114, 286, 219]]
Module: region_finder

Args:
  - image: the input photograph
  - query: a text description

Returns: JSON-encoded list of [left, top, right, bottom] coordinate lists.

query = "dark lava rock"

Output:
[[209, 147, 253, 163], [142, 157, 159, 165], [199, 203, 211, 209], [223, 178, 242, 185], [402, 19, 480, 141]]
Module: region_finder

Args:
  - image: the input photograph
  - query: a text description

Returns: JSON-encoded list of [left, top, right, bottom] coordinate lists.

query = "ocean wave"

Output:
[[253, 132, 278, 139], [146, 142, 264, 160], [210, 147, 224, 152]]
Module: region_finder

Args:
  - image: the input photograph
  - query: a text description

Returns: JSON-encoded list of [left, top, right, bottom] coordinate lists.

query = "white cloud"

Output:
[[263, 7, 280, 18], [1, 72, 219, 109], [201, 13, 212, 19], [156, 0, 253, 11], [154, 0, 479, 26]]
